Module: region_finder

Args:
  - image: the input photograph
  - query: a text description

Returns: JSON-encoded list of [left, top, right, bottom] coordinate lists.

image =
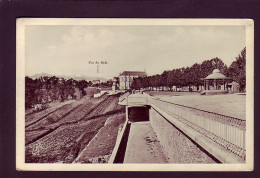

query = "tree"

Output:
[[228, 47, 246, 91], [190, 63, 202, 91], [166, 70, 175, 90], [76, 80, 89, 97], [160, 71, 168, 90], [25, 77, 37, 108], [131, 77, 143, 90], [25, 75, 89, 109]]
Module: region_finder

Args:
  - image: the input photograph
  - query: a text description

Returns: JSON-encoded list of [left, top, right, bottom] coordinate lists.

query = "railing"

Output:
[[119, 92, 130, 102], [148, 96, 246, 159]]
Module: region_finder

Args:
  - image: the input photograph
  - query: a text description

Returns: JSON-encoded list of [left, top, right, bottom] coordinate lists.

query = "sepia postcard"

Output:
[[16, 18, 254, 171]]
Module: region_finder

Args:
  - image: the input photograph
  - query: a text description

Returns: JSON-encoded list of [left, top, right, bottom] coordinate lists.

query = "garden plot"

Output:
[[82, 95, 122, 120], [74, 113, 125, 163], [26, 101, 82, 130], [25, 93, 126, 163], [52, 95, 109, 125], [25, 99, 76, 126], [25, 117, 107, 163], [25, 96, 109, 145]]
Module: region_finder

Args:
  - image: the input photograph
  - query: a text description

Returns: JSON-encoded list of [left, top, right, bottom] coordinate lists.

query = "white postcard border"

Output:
[[16, 18, 254, 171]]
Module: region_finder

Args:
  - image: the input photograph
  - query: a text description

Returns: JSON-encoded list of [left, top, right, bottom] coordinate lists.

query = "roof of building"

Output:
[[120, 71, 147, 77], [204, 69, 231, 80]]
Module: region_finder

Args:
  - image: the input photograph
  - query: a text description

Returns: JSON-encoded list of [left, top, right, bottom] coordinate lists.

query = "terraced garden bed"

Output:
[[25, 94, 125, 163]]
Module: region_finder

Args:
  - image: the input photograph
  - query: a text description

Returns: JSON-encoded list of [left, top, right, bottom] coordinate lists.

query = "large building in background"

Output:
[[119, 71, 147, 90]]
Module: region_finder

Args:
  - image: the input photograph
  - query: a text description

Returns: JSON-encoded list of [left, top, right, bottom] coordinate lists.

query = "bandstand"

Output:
[[201, 69, 232, 95]]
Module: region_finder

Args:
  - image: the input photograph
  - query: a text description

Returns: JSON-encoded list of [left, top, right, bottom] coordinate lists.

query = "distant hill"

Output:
[[30, 73, 52, 79], [29, 73, 110, 82]]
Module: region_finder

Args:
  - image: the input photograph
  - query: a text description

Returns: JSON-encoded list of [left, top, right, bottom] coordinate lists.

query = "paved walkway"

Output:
[[158, 94, 246, 120], [123, 122, 168, 163]]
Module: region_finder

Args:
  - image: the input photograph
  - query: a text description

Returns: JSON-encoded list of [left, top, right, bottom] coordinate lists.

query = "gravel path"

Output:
[[158, 94, 246, 120]]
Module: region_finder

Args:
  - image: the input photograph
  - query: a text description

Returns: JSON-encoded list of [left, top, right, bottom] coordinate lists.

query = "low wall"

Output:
[[149, 107, 217, 163], [93, 91, 108, 98], [201, 90, 228, 95], [108, 120, 131, 163]]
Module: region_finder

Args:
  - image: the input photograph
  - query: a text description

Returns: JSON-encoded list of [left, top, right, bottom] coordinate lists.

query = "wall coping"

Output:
[[108, 117, 129, 163]]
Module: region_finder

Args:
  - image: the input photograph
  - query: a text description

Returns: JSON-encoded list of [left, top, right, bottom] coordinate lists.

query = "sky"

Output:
[[25, 25, 245, 79]]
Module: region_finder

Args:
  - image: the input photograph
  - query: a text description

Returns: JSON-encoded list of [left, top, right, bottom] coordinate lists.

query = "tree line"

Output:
[[25, 76, 90, 109], [131, 48, 246, 92]]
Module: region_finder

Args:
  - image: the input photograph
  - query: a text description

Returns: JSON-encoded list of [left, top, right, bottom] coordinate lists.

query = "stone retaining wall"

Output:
[[149, 107, 217, 163]]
